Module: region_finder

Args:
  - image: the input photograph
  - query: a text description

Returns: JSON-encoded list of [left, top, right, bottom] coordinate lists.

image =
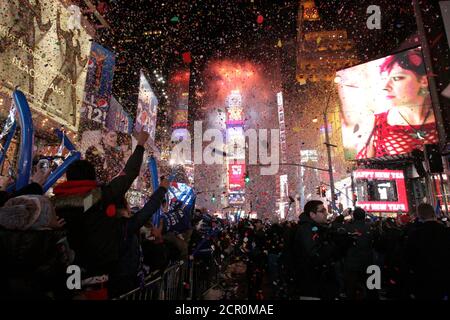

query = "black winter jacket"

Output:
[[405, 221, 450, 299], [0, 228, 67, 299], [294, 214, 346, 299], [113, 186, 168, 278], [52, 145, 145, 277]]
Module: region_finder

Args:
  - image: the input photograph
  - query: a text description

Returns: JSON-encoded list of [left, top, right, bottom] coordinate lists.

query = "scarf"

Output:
[[53, 180, 98, 197]]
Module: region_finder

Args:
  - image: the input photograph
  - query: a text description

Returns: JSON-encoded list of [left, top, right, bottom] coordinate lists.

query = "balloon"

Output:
[[43, 129, 81, 192], [148, 156, 161, 225], [12, 90, 34, 192], [182, 52, 192, 64], [43, 151, 81, 192], [0, 122, 16, 168]]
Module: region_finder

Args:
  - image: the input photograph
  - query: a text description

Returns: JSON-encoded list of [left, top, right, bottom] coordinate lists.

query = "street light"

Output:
[[323, 78, 339, 214]]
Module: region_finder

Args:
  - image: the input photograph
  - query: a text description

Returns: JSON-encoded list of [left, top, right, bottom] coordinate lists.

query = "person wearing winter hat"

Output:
[[0, 195, 65, 230], [0, 195, 68, 299], [52, 130, 149, 300]]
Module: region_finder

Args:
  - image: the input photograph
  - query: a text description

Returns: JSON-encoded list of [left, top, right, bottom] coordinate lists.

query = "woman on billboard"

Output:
[[357, 49, 438, 159]]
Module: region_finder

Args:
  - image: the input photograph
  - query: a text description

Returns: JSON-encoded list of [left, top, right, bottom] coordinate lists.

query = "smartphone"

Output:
[[38, 159, 50, 173]]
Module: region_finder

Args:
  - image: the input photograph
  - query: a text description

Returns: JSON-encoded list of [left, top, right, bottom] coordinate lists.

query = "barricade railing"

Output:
[[189, 248, 233, 300], [116, 227, 235, 300], [115, 260, 188, 300]]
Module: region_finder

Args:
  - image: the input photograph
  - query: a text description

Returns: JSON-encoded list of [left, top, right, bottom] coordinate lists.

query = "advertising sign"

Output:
[[80, 129, 132, 184], [226, 127, 245, 160], [279, 174, 288, 201], [0, 0, 91, 131], [336, 47, 438, 160], [354, 169, 409, 213], [300, 149, 318, 163], [226, 90, 244, 126], [80, 42, 115, 127], [228, 192, 245, 205], [105, 96, 132, 134], [135, 71, 158, 140], [277, 91, 287, 163], [168, 68, 190, 129], [228, 163, 245, 192]]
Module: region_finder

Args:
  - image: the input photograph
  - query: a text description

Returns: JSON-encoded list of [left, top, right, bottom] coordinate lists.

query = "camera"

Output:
[[37, 159, 50, 173]]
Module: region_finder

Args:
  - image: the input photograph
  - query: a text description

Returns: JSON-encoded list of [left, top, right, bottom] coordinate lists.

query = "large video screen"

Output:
[[135, 71, 158, 141], [354, 169, 409, 213], [0, 0, 91, 131], [336, 47, 439, 160]]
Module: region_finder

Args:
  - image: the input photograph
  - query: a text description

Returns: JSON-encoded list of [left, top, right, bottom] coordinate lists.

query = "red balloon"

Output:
[[256, 15, 264, 24]]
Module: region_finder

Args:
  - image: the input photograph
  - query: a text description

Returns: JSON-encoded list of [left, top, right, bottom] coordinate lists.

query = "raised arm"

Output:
[[102, 131, 149, 204], [127, 178, 170, 232]]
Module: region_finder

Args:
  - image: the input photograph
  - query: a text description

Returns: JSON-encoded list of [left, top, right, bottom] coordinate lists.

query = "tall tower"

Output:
[[286, 0, 358, 211], [296, 0, 358, 84], [225, 90, 246, 214]]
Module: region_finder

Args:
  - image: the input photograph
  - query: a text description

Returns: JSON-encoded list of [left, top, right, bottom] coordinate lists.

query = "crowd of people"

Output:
[[209, 201, 450, 300], [0, 130, 450, 300], [0, 131, 193, 300]]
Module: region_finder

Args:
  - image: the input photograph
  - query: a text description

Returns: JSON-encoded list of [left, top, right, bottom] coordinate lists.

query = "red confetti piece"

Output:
[[256, 15, 264, 24], [182, 52, 192, 64]]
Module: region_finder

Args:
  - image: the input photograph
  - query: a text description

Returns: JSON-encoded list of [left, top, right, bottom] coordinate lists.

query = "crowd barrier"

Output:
[[115, 261, 189, 300], [115, 250, 233, 300]]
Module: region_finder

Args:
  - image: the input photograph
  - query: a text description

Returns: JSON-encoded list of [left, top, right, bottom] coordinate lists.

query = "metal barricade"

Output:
[[159, 260, 189, 300], [190, 251, 233, 300], [116, 276, 162, 300], [115, 261, 189, 300]]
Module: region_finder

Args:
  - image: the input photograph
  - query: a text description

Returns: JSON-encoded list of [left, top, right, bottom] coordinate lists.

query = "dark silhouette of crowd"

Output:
[[1, 131, 449, 300], [0, 131, 192, 300], [221, 200, 450, 300]]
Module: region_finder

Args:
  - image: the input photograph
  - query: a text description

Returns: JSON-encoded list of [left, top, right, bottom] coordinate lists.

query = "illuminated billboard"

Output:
[[80, 129, 132, 184], [80, 42, 116, 127], [354, 169, 409, 213], [135, 71, 158, 140], [0, 0, 91, 131], [228, 163, 245, 192], [300, 149, 318, 163], [226, 90, 244, 126], [228, 192, 245, 205], [336, 47, 438, 160], [226, 127, 245, 160], [168, 69, 190, 129]]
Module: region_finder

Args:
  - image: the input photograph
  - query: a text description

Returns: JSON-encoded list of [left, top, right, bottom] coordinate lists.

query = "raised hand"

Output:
[[160, 176, 170, 190], [134, 130, 149, 147], [0, 175, 12, 191], [31, 168, 51, 186]]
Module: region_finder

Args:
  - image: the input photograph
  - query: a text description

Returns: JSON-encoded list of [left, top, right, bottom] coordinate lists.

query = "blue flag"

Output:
[[435, 199, 442, 218]]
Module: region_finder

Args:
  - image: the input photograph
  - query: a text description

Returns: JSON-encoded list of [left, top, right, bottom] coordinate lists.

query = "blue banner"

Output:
[[81, 42, 116, 127]]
